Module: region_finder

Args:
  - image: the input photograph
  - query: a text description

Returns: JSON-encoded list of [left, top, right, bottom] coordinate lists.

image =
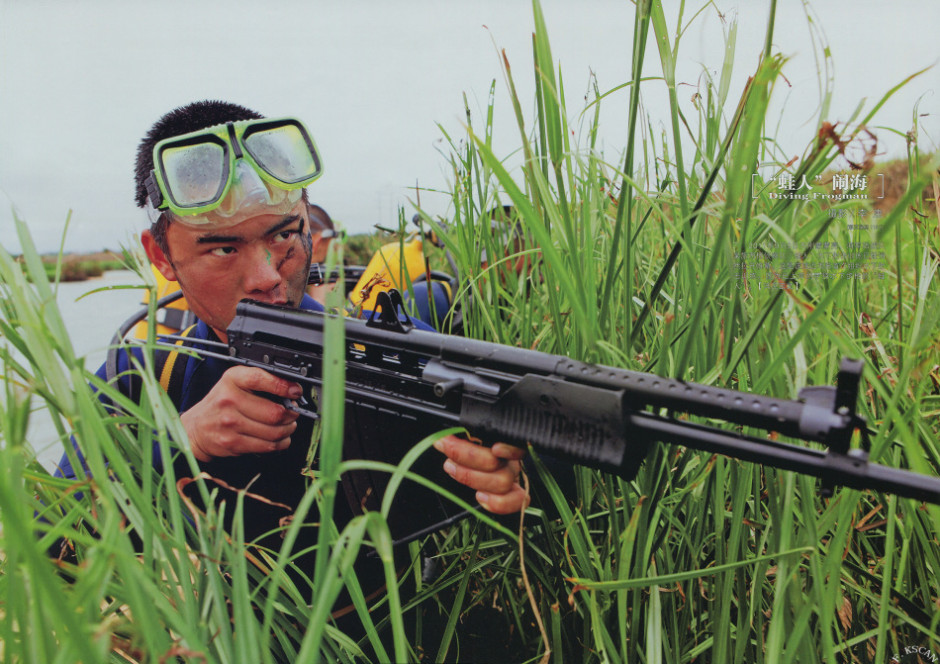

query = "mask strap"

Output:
[[144, 199, 164, 226], [226, 123, 244, 159], [144, 170, 164, 209]]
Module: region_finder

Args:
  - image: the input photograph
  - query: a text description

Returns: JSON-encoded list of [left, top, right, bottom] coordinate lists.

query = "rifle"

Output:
[[156, 290, 940, 541]]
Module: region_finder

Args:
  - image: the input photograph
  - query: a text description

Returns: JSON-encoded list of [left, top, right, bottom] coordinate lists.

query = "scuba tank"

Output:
[[132, 266, 194, 338], [349, 234, 430, 312], [345, 224, 459, 333]]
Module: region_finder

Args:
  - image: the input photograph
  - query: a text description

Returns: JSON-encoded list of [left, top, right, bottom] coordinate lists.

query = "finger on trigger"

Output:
[[236, 367, 303, 399], [242, 394, 300, 426]]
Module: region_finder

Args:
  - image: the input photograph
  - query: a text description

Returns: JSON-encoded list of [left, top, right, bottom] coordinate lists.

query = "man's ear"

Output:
[[141, 230, 178, 282]]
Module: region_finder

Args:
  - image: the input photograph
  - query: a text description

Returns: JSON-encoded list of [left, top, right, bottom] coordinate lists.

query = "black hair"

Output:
[[136, 101, 263, 254], [134, 100, 264, 209], [488, 204, 524, 242]]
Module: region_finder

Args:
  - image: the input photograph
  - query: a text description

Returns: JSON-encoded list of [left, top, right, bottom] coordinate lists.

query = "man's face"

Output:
[[142, 201, 312, 340]]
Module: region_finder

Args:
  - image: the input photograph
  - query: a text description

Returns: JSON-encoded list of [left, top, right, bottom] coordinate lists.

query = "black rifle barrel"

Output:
[[630, 412, 940, 505]]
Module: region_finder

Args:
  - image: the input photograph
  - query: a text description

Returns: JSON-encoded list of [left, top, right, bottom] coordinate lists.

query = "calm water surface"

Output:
[[27, 270, 145, 470]]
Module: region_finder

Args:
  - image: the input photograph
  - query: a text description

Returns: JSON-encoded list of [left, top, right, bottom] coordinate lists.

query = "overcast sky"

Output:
[[0, 0, 937, 254]]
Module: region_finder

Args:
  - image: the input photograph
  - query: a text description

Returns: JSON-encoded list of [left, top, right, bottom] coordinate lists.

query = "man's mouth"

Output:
[[245, 294, 288, 306]]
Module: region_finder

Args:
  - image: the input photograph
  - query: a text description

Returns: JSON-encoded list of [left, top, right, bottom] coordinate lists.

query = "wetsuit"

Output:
[[55, 294, 443, 590]]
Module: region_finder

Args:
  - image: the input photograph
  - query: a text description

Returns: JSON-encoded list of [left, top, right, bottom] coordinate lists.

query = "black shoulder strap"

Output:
[[104, 324, 198, 405]]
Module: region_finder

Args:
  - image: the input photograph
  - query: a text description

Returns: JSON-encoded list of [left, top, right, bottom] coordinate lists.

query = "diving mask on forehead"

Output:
[[143, 117, 323, 228]]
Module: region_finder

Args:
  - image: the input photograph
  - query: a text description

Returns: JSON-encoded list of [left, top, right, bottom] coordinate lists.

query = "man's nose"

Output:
[[244, 246, 282, 293]]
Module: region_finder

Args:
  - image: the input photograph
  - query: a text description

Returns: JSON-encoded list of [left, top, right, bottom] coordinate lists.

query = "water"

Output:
[[20, 270, 146, 471]]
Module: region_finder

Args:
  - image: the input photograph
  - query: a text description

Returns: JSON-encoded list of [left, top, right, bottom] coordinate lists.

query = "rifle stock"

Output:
[[161, 291, 940, 540]]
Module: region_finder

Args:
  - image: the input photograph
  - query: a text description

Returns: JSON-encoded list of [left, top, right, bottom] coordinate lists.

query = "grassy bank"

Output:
[[29, 251, 125, 282]]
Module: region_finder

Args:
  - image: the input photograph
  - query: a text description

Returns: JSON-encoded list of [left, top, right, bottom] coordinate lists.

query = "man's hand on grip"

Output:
[[434, 435, 529, 514], [181, 366, 302, 462]]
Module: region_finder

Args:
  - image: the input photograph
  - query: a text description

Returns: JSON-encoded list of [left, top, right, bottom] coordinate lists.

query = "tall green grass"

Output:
[[1, 217, 353, 662], [417, 1, 940, 662], [0, 216, 517, 662], [0, 215, 483, 660]]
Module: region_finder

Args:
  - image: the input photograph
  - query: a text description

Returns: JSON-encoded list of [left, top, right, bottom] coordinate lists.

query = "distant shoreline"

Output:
[[38, 250, 125, 282]]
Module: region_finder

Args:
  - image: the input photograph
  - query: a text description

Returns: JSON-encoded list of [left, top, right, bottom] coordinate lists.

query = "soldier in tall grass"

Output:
[[56, 99, 528, 614]]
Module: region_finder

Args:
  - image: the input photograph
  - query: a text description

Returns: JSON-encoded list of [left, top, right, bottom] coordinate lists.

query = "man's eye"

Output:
[[273, 229, 299, 243], [210, 247, 236, 257]]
